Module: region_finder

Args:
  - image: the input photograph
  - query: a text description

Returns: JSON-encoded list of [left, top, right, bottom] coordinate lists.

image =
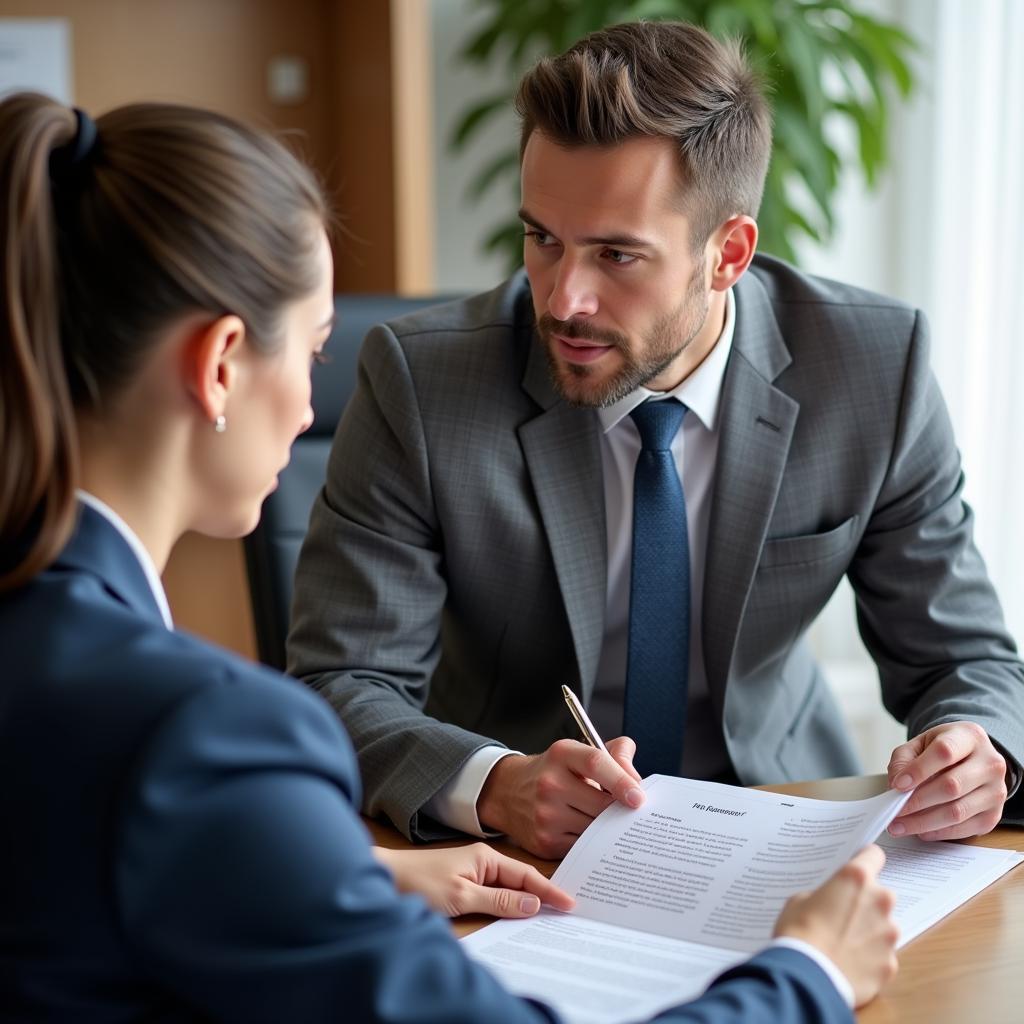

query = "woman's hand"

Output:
[[374, 843, 576, 919], [774, 844, 899, 1008]]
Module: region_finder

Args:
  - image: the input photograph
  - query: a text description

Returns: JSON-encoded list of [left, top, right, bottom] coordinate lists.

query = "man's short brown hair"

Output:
[[515, 21, 772, 247]]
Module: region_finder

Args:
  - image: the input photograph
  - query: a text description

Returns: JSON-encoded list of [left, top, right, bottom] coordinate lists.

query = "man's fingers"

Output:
[[887, 735, 927, 787], [888, 780, 1005, 839], [914, 812, 1002, 842], [886, 725, 1008, 842], [481, 738, 647, 857], [893, 756, 1003, 819], [562, 777, 617, 818], [527, 799, 595, 858], [556, 803, 604, 837], [606, 735, 643, 784], [888, 723, 988, 791], [561, 741, 645, 809], [913, 815, 999, 839]]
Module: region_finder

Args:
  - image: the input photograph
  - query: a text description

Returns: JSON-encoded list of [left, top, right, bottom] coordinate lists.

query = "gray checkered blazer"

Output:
[[288, 255, 1024, 839]]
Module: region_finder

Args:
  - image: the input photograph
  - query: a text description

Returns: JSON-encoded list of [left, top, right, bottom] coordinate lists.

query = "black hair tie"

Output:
[[49, 108, 99, 186]]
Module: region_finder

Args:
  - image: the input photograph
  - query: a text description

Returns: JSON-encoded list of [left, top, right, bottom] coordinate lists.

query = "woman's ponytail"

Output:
[[0, 94, 81, 593], [0, 91, 325, 593]]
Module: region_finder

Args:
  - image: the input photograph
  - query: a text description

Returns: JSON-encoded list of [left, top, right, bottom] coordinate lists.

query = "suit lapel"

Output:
[[518, 333, 607, 699], [703, 272, 799, 709], [56, 503, 168, 628]]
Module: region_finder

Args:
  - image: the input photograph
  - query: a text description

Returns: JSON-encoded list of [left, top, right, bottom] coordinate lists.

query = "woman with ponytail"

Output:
[[0, 93, 896, 1023]]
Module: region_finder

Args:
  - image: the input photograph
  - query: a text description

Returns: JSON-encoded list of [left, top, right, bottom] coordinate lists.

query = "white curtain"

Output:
[[899, 0, 1024, 641], [805, 0, 1024, 768]]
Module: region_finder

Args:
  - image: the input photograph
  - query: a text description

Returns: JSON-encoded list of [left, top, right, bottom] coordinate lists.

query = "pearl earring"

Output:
[[214, 414, 227, 433]]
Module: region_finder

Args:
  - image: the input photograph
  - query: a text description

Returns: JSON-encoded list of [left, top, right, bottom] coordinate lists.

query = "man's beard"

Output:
[[538, 262, 709, 408]]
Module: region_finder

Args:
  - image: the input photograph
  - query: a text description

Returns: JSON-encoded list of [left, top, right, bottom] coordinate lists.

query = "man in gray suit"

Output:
[[289, 21, 1024, 858]]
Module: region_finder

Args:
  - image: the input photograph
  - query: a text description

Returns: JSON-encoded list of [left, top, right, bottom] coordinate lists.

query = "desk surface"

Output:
[[366, 775, 1024, 1024]]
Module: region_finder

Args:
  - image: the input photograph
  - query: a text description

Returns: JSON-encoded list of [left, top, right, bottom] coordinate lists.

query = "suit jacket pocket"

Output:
[[759, 515, 860, 569]]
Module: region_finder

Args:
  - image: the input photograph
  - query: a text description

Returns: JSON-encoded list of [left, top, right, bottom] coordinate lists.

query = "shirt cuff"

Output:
[[766, 937, 855, 1009], [421, 746, 521, 837]]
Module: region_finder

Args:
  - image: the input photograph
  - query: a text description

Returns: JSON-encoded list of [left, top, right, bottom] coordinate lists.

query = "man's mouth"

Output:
[[553, 333, 614, 364]]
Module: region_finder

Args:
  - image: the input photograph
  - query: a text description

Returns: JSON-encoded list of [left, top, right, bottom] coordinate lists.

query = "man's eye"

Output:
[[524, 229, 556, 247], [604, 249, 637, 265]]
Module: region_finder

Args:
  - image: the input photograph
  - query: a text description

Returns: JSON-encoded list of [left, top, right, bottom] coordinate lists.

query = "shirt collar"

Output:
[[597, 287, 736, 434], [75, 490, 174, 630]]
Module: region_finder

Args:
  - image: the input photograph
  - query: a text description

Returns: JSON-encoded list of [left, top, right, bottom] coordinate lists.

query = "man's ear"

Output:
[[183, 314, 247, 425], [708, 215, 758, 292]]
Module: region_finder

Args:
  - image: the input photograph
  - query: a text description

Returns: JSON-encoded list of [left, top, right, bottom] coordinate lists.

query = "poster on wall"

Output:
[[0, 19, 71, 103]]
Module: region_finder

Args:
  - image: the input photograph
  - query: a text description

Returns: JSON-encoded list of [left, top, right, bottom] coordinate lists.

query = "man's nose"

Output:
[[547, 258, 599, 322]]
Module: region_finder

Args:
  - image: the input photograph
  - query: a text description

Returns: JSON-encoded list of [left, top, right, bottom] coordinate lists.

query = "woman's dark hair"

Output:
[[0, 93, 327, 592]]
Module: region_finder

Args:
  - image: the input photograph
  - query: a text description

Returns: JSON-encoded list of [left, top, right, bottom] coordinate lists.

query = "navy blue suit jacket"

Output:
[[0, 504, 851, 1023]]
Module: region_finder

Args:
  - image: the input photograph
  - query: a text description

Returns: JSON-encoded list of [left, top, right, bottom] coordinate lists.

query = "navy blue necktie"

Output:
[[625, 398, 689, 778]]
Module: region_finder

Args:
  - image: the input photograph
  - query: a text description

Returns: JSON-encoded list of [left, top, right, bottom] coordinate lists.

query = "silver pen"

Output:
[[561, 684, 609, 753]]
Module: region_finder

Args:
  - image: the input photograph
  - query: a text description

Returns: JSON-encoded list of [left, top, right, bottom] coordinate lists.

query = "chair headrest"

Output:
[[308, 293, 456, 437]]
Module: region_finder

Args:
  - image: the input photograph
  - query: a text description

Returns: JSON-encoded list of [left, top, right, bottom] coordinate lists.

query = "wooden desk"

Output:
[[366, 775, 1024, 1024]]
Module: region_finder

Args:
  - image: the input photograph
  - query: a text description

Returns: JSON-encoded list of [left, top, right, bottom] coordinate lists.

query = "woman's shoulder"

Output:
[[115, 620, 361, 797], [1, 563, 359, 797], [128, 634, 362, 801]]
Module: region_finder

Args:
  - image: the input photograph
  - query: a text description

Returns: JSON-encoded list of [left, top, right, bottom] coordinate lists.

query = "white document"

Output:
[[462, 776, 1022, 1024], [465, 913, 744, 1024], [875, 832, 1024, 943]]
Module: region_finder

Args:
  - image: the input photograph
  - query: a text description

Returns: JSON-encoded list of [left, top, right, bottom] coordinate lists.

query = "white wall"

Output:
[[431, 0, 519, 292]]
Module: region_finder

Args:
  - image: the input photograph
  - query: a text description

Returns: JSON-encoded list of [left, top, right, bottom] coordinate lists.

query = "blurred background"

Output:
[[3, 0, 1020, 773]]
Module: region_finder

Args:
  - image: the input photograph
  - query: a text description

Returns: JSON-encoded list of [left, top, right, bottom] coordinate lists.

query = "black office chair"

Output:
[[243, 293, 450, 670]]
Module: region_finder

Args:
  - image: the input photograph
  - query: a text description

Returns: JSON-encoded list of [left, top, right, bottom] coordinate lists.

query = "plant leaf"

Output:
[[848, 12, 917, 97], [704, 6, 746, 39], [482, 219, 526, 274], [832, 99, 885, 187], [730, 0, 779, 49], [460, 21, 505, 64], [837, 33, 889, 123], [773, 101, 835, 226], [467, 149, 520, 201], [758, 159, 800, 261], [450, 94, 512, 151], [779, 19, 826, 127], [623, 0, 696, 22]]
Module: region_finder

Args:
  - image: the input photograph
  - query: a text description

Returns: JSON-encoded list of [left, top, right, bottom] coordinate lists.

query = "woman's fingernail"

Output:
[[520, 895, 540, 914], [889, 822, 906, 836], [895, 774, 914, 790], [626, 788, 644, 808]]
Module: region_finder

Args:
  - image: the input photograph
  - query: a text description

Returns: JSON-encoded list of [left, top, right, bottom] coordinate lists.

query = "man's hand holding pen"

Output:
[[475, 686, 645, 859]]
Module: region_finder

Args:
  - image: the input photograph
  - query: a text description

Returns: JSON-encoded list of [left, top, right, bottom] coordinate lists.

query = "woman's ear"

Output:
[[183, 314, 247, 425]]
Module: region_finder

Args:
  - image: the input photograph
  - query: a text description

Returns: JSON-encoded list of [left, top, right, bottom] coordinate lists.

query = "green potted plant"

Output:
[[450, 0, 918, 270]]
